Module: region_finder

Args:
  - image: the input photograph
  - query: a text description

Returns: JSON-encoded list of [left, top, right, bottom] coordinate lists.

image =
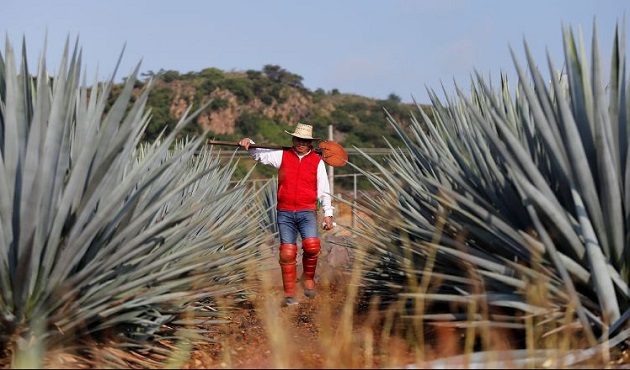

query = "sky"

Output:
[[1, 0, 628, 104]]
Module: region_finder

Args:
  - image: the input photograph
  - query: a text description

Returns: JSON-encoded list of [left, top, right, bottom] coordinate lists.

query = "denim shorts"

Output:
[[277, 210, 318, 245]]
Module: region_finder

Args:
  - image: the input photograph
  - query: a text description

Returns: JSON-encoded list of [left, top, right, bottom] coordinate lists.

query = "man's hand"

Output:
[[322, 216, 335, 230], [238, 138, 253, 150]]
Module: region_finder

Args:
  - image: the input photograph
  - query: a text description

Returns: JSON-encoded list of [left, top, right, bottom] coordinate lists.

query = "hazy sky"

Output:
[[1, 0, 627, 104]]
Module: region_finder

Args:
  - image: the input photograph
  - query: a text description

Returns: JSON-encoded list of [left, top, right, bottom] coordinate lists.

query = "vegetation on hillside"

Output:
[[110, 64, 433, 190], [133, 65, 426, 145]]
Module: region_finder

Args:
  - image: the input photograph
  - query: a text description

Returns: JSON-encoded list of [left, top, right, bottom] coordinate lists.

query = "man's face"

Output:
[[292, 137, 313, 155]]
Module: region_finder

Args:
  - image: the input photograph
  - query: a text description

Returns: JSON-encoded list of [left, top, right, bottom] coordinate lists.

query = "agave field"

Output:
[[0, 37, 279, 367], [1, 19, 629, 369], [344, 20, 630, 367]]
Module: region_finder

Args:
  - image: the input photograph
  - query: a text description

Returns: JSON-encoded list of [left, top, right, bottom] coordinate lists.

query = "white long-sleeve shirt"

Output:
[[248, 147, 334, 217]]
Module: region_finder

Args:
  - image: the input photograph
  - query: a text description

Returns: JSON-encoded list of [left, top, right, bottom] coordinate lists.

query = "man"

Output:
[[239, 123, 335, 307]]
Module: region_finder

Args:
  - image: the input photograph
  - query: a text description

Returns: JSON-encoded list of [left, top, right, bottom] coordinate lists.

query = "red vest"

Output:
[[277, 148, 321, 211]]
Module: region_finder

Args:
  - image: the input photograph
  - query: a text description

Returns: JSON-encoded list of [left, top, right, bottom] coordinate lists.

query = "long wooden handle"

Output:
[[207, 139, 346, 167], [206, 140, 287, 150]]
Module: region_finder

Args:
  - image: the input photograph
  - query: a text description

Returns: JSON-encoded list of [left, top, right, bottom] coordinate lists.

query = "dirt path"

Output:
[[183, 285, 342, 368], [181, 232, 365, 368], [182, 282, 418, 369], [180, 217, 415, 369], [181, 207, 421, 368]]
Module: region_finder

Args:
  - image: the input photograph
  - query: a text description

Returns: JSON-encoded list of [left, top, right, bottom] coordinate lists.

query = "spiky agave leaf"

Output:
[[0, 36, 270, 367], [348, 20, 630, 360], [258, 175, 279, 236]]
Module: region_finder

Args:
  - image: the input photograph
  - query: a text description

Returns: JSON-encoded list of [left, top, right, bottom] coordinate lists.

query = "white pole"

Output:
[[352, 173, 357, 229], [328, 124, 334, 196]]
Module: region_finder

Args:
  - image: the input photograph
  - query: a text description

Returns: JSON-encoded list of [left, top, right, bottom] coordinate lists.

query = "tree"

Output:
[[200, 67, 225, 80], [387, 93, 401, 103], [262, 64, 304, 89], [262, 64, 284, 82], [160, 70, 181, 82]]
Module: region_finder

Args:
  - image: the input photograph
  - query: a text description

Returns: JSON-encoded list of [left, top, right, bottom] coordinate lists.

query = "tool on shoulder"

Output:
[[207, 140, 348, 167]]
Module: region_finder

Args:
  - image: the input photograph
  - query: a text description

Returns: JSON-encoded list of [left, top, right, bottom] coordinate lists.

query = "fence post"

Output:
[[328, 124, 334, 196], [353, 173, 357, 229]]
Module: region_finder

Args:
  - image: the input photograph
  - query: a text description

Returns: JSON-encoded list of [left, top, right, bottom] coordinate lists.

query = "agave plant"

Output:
[[0, 37, 271, 367], [348, 21, 630, 366]]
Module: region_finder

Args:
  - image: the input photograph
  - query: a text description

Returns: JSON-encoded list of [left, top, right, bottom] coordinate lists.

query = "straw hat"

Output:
[[284, 123, 320, 140]]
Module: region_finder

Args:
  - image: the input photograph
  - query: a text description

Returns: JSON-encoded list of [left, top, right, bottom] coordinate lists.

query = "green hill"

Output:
[[110, 64, 433, 190]]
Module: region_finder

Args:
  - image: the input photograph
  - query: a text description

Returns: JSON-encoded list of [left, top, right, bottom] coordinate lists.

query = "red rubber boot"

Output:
[[279, 243, 298, 306], [302, 237, 321, 298]]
